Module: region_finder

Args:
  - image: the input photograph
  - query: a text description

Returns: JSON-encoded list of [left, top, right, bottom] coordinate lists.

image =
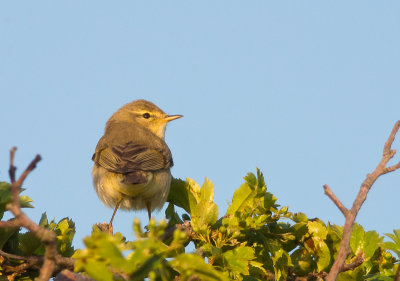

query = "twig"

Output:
[[0, 147, 62, 281], [323, 184, 348, 216], [340, 251, 364, 272], [161, 220, 193, 242], [9, 147, 17, 183], [325, 121, 400, 281]]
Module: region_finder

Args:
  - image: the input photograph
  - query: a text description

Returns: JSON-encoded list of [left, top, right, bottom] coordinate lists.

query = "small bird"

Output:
[[92, 99, 182, 233]]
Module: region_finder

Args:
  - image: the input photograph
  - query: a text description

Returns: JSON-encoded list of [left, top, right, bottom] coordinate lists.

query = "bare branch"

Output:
[[383, 121, 400, 155], [1, 148, 59, 281], [9, 147, 17, 183], [323, 184, 348, 216], [0, 219, 20, 228], [384, 161, 400, 174], [341, 251, 364, 272], [326, 121, 400, 281]]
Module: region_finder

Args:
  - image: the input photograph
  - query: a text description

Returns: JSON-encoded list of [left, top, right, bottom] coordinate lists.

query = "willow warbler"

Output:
[[92, 99, 182, 232]]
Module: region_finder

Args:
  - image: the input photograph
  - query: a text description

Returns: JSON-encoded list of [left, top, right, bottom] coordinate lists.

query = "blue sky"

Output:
[[1, 2, 399, 248]]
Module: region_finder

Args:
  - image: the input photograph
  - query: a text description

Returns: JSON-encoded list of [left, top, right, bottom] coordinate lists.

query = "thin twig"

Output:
[[9, 147, 17, 183], [1, 148, 60, 281], [325, 121, 400, 281], [341, 251, 364, 272], [323, 184, 348, 216], [0, 249, 42, 263]]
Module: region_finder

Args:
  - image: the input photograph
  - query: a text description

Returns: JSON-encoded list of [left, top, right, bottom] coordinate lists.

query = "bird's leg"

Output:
[[146, 201, 152, 221], [109, 195, 123, 234]]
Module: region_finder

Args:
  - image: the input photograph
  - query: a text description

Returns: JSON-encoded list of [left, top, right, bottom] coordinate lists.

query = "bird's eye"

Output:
[[142, 113, 151, 119]]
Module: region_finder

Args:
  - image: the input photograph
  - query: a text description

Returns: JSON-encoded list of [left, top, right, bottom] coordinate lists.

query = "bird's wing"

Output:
[[94, 141, 173, 174]]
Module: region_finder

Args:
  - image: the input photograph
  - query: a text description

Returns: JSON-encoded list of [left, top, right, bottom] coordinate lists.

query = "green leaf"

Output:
[[292, 212, 308, 223], [84, 259, 114, 281], [244, 172, 257, 188], [223, 246, 255, 275], [167, 178, 191, 213], [226, 182, 256, 215], [316, 240, 330, 272], [350, 223, 365, 255], [19, 231, 42, 256], [55, 218, 76, 257], [0, 225, 19, 250], [272, 249, 292, 281], [256, 168, 266, 189], [307, 221, 328, 240], [364, 231, 382, 259], [170, 254, 228, 281], [189, 178, 219, 232], [200, 178, 214, 203], [19, 195, 34, 208], [384, 230, 400, 258], [165, 203, 183, 225]]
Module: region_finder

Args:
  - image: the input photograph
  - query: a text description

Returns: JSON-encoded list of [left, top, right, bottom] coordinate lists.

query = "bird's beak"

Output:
[[164, 115, 183, 122]]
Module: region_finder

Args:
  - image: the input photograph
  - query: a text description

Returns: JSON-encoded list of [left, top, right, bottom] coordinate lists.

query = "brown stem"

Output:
[[323, 184, 348, 216], [9, 147, 17, 183], [2, 148, 59, 281], [325, 121, 400, 281]]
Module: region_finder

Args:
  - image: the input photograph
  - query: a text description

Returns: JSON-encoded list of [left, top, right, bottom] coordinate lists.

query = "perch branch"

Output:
[[325, 121, 400, 281]]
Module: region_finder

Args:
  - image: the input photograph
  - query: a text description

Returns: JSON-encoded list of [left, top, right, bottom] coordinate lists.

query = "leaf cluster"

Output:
[[0, 182, 75, 280], [74, 170, 400, 280], [1, 170, 400, 281]]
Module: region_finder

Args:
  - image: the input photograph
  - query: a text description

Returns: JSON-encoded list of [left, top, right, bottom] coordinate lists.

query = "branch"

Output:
[[161, 220, 193, 242], [9, 146, 17, 183], [323, 184, 348, 216], [0, 147, 74, 281], [325, 121, 400, 281]]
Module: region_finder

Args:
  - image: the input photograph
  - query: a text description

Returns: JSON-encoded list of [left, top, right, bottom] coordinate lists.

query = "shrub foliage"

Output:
[[0, 169, 399, 280]]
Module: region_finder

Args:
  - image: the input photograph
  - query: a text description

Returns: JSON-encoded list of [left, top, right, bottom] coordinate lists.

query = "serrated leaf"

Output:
[[256, 168, 266, 189], [292, 212, 308, 223], [39, 212, 48, 227], [19, 195, 34, 208], [227, 183, 256, 215], [244, 172, 257, 188], [186, 178, 201, 200], [272, 249, 292, 281], [19, 232, 42, 256], [350, 223, 365, 255], [364, 231, 383, 259], [55, 218, 75, 257], [263, 192, 277, 211], [200, 178, 214, 203], [223, 246, 255, 275]]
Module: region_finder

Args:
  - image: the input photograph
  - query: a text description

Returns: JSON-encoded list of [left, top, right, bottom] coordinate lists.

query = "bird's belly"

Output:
[[92, 165, 171, 211]]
